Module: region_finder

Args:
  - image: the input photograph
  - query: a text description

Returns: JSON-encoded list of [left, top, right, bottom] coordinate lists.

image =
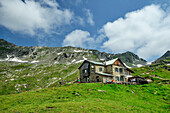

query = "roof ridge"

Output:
[[87, 58, 118, 63], [86, 58, 119, 66]]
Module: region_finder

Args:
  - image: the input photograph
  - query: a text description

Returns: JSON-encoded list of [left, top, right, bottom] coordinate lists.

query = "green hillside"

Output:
[[0, 83, 169, 113], [1, 57, 170, 95], [0, 62, 81, 95], [132, 57, 170, 81]]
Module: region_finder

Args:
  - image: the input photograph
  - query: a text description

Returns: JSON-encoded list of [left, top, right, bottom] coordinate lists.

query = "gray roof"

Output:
[[105, 58, 119, 65], [95, 72, 113, 77], [87, 58, 119, 66], [87, 60, 104, 65], [78, 58, 134, 73]]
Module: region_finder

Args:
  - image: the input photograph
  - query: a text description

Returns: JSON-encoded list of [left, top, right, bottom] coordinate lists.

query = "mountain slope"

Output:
[[132, 56, 170, 81], [0, 39, 146, 66], [0, 61, 81, 95], [0, 39, 147, 95], [153, 50, 170, 64]]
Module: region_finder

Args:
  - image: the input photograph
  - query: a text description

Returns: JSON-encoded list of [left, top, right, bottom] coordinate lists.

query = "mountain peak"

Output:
[[153, 50, 170, 63], [159, 50, 170, 58], [0, 39, 16, 47]]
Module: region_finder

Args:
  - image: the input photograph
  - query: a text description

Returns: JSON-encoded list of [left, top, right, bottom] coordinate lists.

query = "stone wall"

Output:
[[105, 65, 112, 74], [95, 65, 105, 73]]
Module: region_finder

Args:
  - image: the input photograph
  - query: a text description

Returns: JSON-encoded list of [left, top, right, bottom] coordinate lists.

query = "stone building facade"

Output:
[[78, 58, 134, 83]]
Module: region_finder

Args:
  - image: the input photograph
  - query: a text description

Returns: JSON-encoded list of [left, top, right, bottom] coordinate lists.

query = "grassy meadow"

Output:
[[0, 83, 169, 113]]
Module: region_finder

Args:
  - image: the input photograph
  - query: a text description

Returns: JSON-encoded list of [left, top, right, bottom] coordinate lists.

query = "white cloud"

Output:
[[0, 0, 74, 35], [84, 9, 95, 26], [100, 4, 170, 60], [62, 29, 95, 48], [74, 16, 85, 26]]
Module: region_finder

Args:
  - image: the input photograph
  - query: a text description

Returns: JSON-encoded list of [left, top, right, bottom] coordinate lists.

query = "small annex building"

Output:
[[129, 75, 149, 84], [78, 58, 134, 83]]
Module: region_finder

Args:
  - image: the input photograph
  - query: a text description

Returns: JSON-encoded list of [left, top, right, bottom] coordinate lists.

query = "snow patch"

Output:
[[0, 55, 39, 63], [132, 64, 143, 67], [31, 61, 39, 63], [83, 56, 87, 60], [72, 59, 76, 63], [7, 57, 28, 63], [0, 58, 28, 63], [57, 52, 63, 55], [137, 64, 143, 67], [0, 55, 28, 63], [147, 60, 155, 65], [54, 61, 59, 64], [75, 60, 84, 63], [74, 50, 88, 52]]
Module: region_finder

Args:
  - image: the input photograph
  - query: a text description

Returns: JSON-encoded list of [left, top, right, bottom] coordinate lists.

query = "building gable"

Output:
[[113, 59, 124, 67]]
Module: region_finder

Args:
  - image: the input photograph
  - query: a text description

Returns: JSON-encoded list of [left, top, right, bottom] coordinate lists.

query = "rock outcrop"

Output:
[[0, 39, 147, 67]]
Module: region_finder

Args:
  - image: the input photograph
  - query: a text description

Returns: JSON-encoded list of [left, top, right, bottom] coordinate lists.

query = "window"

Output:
[[120, 76, 124, 81], [83, 69, 87, 73], [115, 68, 118, 72], [115, 76, 119, 81], [119, 68, 123, 73], [91, 69, 94, 73], [132, 78, 136, 82], [99, 67, 102, 72]]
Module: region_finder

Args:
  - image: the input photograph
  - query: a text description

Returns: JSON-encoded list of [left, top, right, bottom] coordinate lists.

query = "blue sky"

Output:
[[0, 0, 170, 61]]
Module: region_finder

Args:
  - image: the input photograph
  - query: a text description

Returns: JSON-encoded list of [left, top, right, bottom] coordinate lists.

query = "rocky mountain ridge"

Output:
[[0, 39, 146, 67], [153, 50, 170, 64]]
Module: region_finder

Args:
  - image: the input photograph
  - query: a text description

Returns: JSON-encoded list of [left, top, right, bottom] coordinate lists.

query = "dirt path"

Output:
[[152, 75, 165, 80]]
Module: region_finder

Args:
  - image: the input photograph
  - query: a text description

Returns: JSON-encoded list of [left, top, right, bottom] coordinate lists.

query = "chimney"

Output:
[[104, 59, 106, 65]]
